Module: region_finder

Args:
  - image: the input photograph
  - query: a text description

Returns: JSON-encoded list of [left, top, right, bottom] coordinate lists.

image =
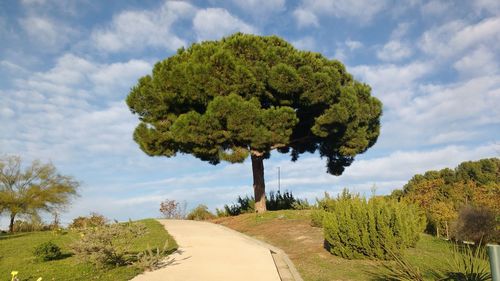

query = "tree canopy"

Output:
[[0, 155, 79, 232], [126, 33, 382, 212], [392, 157, 500, 238]]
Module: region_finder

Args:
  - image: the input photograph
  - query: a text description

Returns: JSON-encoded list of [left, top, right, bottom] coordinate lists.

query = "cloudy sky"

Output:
[[1, 0, 499, 225]]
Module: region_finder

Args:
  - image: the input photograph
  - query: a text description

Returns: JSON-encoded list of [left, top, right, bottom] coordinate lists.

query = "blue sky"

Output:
[[1, 0, 499, 226]]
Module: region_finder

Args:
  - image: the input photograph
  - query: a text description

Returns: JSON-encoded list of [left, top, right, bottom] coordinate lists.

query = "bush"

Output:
[[452, 206, 499, 245], [322, 190, 425, 260], [69, 212, 107, 229], [221, 190, 307, 216], [439, 243, 491, 281], [34, 241, 62, 261], [187, 204, 215, 221], [70, 221, 147, 268], [159, 199, 186, 219], [13, 214, 47, 232], [135, 241, 173, 271]]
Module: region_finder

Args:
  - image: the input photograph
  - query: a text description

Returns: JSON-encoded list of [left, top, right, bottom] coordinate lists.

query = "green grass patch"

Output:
[[0, 219, 177, 281]]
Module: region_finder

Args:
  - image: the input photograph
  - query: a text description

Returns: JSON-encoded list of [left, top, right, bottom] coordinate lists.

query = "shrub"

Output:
[[322, 190, 425, 260], [69, 212, 107, 229], [438, 243, 491, 281], [187, 204, 215, 221], [452, 206, 499, 245], [70, 221, 147, 268], [13, 214, 47, 232], [159, 199, 186, 219], [33, 241, 62, 261], [222, 190, 307, 216], [310, 209, 324, 227], [135, 241, 173, 271]]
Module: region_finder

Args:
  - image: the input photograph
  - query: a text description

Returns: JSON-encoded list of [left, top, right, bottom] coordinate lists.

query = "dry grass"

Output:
[[213, 210, 454, 281]]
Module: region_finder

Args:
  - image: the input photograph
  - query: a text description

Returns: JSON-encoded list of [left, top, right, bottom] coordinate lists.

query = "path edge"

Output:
[[204, 220, 304, 281]]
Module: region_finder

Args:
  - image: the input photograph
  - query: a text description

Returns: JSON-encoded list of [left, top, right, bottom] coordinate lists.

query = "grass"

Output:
[[0, 219, 177, 281], [212, 210, 471, 281]]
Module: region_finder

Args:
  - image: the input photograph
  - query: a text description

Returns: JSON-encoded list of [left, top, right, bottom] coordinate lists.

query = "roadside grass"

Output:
[[213, 210, 461, 281], [0, 219, 177, 281]]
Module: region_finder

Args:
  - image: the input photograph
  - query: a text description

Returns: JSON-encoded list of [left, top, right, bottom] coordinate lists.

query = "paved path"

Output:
[[131, 219, 281, 281]]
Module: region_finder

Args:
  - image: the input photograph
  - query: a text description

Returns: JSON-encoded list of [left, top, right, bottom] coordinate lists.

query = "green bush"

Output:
[[322, 190, 425, 260], [221, 190, 307, 216], [69, 212, 107, 229], [70, 221, 147, 268], [34, 241, 62, 261], [187, 205, 215, 221]]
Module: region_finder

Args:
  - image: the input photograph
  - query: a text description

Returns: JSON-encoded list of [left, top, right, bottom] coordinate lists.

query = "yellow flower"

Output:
[[36, 278, 43, 281], [11, 271, 18, 276]]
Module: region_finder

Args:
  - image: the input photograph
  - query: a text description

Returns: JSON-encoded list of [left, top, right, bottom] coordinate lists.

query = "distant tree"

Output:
[[159, 199, 186, 219], [0, 156, 79, 232], [126, 33, 382, 212], [394, 158, 499, 237]]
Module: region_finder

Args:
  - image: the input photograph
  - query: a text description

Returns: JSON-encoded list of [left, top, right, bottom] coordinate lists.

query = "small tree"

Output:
[[127, 33, 382, 212], [0, 156, 79, 232], [159, 199, 185, 219]]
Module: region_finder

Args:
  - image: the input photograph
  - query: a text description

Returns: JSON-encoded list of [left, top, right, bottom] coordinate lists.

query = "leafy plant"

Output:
[[134, 241, 173, 271], [187, 204, 215, 221], [69, 212, 107, 229], [438, 243, 492, 281], [322, 190, 425, 260], [33, 241, 62, 261], [377, 248, 425, 281], [70, 221, 147, 268]]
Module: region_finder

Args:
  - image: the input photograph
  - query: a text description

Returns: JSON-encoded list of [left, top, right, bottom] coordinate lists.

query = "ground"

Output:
[[213, 210, 454, 281], [0, 219, 176, 281]]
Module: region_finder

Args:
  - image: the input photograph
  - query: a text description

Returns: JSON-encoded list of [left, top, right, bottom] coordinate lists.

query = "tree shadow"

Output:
[[0, 232, 30, 240]]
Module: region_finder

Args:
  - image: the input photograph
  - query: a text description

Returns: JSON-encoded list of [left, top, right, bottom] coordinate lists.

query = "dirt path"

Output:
[[131, 219, 281, 281]]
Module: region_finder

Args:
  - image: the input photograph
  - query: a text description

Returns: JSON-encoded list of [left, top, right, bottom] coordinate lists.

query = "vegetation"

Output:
[[0, 155, 79, 233], [126, 33, 382, 212], [391, 158, 499, 242], [0, 219, 176, 280], [69, 212, 107, 229], [70, 220, 148, 268], [214, 209, 479, 281], [187, 204, 215, 220], [319, 190, 425, 260], [33, 241, 63, 261], [217, 190, 308, 216], [159, 199, 186, 219]]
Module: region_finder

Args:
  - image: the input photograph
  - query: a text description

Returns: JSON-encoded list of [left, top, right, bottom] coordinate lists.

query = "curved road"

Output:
[[132, 219, 281, 281]]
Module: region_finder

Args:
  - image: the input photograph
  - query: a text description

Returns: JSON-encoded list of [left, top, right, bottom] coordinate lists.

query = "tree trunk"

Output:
[[251, 154, 267, 213], [9, 213, 16, 233]]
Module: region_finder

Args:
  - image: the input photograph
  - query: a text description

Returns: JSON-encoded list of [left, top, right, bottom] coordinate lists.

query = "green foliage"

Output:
[[187, 204, 215, 221], [0, 155, 79, 232], [70, 221, 147, 268], [438, 243, 492, 281], [69, 212, 108, 229], [378, 249, 425, 281], [134, 241, 173, 271], [392, 158, 500, 238], [219, 190, 307, 216], [33, 241, 62, 261], [322, 190, 425, 260], [126, 33, 382, 175], [1, 219, 176, 280], [12, 214, 47, 232]]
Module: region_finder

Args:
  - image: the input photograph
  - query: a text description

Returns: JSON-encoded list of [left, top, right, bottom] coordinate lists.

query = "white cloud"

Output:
[[293, 0, 389, 27], [472, 0, 500, 15], [293, 8, 319, 28], [419, 16, 500, 58], [453, 46, 498, 78], [291, 36, 316, 50], [350, 61, 432, 108], [19, 16, 77, 51], [91, 1, 195, 53], [345, 39, 363, 50], [231, 0, 285, 17], [420, 0, 454, 17], [377, 40, 412, 61], [193, 8, 256, 41]]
